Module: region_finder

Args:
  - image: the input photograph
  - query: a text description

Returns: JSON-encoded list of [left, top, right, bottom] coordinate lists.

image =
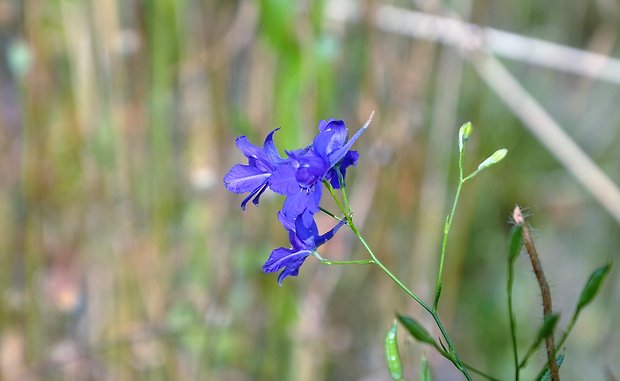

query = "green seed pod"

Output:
[[397, 314, 436, 346], [477, 148, 508, 170], [384, 321, 404, 381], [577, 263, 612, 312], [459, 122, 473, 153]]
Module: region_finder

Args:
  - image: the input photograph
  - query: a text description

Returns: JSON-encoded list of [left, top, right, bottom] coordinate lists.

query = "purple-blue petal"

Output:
[[263, 128, 286, 165], [269, 165, 299, 195], [235, 136, 266, 161], [314, 218, 347, 247], [223, 164, 270, 194], [240, 182, 268, 210], [328, 150, 359, 189], [263, 247, 313, 286], [313, 120, 347, 162], [294, 214, 319, 245], [326, 116, 371, 166], [295, 153, 327, 188], [281, 186, 321, 222], [323, 120, 347, 152]]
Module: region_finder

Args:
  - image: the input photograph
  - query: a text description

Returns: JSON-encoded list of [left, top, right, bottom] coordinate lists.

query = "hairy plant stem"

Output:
[[323, 180, 473, 381], [519, 221, 559, 381]]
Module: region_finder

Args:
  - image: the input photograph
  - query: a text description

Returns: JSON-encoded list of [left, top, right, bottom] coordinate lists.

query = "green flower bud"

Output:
[[477, 148, 508, 170], [397, 314, 436, 345], [458, 122, 473, 152]]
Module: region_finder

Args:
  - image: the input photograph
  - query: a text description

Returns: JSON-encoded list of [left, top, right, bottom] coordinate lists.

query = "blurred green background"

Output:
[[0, 0, 618, 380]]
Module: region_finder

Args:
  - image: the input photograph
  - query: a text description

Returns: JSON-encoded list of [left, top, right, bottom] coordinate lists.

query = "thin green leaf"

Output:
[[385, 321, 404, 381], [508, 225, 523, 263], [519, 313, 561, 369], [538, 352, 564, 381], [421, 354, 433, 381], [397, 314, 436, 346], [577, 263, 612, 311], [536, 313, 560, 343]]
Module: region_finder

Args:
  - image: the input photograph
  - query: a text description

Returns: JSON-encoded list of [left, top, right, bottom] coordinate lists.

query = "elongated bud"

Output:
[[397, 314, 436, 345], [477, 148, 508, 170], [577, 263, 612, 311], [458, 122, 473, 153]]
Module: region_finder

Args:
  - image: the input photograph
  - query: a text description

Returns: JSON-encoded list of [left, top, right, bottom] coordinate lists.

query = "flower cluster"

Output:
[[224, 117, 370, 284]]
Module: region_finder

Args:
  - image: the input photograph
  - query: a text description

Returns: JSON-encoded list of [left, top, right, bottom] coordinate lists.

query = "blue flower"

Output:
[[270, 118, 369, 221], [223, 129, 286, 209], [263, 211, 346, 285], [224, 115, 372, 284]]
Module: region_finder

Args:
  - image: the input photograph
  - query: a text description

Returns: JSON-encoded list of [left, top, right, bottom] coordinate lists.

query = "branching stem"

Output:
[[323, 179, 473, 381]]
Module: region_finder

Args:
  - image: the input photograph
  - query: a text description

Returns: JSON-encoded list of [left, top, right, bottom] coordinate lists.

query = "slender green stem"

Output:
[[507, 256, 520, 380], [435, 345, 503, 381], [462, 169, 482, 182], [319, 206, 344, 222], [336, 170, 352, 214], [323, 179, 473, 381], [555, 312, 577, 351], [518, 341, 539, 370], [462, 362, 503, 381], [434, 148, 465, 312]]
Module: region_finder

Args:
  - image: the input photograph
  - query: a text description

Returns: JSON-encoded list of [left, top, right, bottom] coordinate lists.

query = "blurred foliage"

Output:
[[0, 0, 618, 380]]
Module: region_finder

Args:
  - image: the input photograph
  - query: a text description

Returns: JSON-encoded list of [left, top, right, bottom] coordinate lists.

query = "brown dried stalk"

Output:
[[512, 206, 560, 380], [512, 206, 559, 381]]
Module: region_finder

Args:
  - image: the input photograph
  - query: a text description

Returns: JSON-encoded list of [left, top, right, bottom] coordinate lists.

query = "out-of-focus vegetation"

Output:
[[0, 0, 618, 380]]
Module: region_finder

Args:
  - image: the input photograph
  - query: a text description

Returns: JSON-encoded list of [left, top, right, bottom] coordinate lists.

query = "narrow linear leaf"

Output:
[[508, 225, 523, 263], [385, 321, 404, 381], [438, 337, 448, 353], [397, 314, 436, 346], [539, 352, 565, 381], [577, 263, 612, 311], [420, 354, 434, 381], [536, 313, 560, 344]]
